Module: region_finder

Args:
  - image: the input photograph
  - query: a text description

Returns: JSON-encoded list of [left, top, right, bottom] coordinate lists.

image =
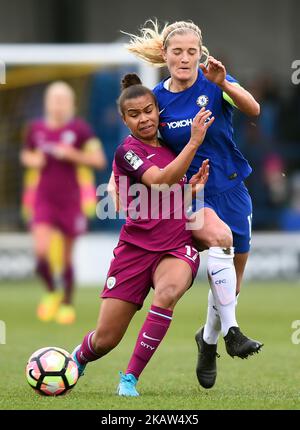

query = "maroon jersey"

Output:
[[113, 135, 191, 251], [24, 118, 94, 207]]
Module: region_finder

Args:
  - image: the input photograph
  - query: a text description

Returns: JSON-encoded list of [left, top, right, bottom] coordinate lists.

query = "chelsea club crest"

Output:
[[196, 95, 209, 107]]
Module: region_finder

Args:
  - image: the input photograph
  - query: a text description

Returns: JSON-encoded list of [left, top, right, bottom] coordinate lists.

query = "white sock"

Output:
[[207, 247, 238, 337], [203, 290, 221, 345]]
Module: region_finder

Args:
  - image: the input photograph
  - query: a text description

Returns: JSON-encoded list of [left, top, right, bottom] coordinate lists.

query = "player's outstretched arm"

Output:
[[141, 108, 214, 187], [219, 80, 260, 116]]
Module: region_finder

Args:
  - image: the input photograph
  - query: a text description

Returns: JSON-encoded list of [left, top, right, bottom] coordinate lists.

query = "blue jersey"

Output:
[[153, 70, 252, 197]]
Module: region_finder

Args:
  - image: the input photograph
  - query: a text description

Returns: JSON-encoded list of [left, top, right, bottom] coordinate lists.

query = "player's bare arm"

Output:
[[20, 149, 46, 169], [53, 140, 107, 169], [141, 109, 214, 187], [200, 56, 260, 117]]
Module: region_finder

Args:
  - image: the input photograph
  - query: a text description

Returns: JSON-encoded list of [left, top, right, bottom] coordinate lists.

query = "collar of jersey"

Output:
[[129, 134, 164, 149], [161, 70, 204, 94]]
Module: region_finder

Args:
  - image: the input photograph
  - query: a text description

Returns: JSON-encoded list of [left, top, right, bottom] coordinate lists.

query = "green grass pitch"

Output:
[[0, 280, 300, 410]]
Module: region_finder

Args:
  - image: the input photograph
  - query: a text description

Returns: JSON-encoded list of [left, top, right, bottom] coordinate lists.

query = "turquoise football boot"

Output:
[[71, 345, 86, 377], [117, 372, 139, 397]]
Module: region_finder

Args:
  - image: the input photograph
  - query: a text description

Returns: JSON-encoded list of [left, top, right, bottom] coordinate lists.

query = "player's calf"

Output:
[[72, 330, 102, 378]]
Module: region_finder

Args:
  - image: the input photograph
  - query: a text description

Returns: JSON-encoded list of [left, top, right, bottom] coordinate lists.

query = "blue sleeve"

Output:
[[226, 73, 239, 85], [222, 74, 240, 107], [76, 119, 95, 149]]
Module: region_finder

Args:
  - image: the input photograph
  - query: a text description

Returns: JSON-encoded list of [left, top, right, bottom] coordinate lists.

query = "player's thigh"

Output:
[[32, 223, 54, 258], [59, 210, 87, 239], [191, 207, 232, 249], [94, 298, 138, 350], [152, 256, 193, 310], [219, 182, 252, 254]]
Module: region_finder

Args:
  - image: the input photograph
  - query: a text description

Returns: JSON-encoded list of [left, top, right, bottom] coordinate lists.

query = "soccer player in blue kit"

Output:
[[123, 20, 263, 389]]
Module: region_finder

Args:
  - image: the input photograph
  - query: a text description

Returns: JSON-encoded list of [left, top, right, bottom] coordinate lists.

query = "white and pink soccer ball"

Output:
[[25, 347, 78, 396]]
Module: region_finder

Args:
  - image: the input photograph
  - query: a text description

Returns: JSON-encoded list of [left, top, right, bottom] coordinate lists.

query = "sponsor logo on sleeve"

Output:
[[124, 150, 144, 170]]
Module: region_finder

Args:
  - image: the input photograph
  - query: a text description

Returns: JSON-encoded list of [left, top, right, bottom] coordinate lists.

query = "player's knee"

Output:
[[154, 284, 182, 309], [205, 226, 233, 248], [35, 245, 49, 260]]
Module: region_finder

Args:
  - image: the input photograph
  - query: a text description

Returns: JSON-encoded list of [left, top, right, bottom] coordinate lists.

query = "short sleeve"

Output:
[[114, 144, 156, 182], [223, 74, 240, 107], [77, 120, 95, 149], [226, 73, 239, 85], [23, 123, 36, 150]]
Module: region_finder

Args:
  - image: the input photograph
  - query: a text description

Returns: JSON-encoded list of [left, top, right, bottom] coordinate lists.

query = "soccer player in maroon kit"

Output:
[[20, 81, 107, 324], [72, 74, 213, 396]]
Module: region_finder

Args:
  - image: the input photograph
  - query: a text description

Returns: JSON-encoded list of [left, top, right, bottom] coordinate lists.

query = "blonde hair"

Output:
[[123, 19, 209, 67], [44, 81, 75, 102], [44, 81, 76, 119]]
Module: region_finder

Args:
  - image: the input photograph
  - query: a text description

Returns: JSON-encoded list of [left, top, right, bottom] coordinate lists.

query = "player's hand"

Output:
[[32, 150, 46, 168], [189, 159, 209, 187], [52, 144, 79, 162], [190, 108, 215, 147], [199, 56, 226, 86]]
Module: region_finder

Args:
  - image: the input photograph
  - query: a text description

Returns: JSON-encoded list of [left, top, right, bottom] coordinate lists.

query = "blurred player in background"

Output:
[[20, 81, 107, 324], [123, 19, 262, 389], [72, 74, 212, 396]]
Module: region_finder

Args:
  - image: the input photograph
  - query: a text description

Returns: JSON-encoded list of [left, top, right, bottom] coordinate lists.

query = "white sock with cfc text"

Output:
[[203, 290, 221, 345], [207, 247, 238, 337]]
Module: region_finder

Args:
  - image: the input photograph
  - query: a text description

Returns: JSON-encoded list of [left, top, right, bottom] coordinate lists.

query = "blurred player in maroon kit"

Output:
[[20, 81, 107, 324], [72, 74, 213, 396]]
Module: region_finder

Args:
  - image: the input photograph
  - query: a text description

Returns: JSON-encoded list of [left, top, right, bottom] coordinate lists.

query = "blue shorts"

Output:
[[193, 181, 252, 253]]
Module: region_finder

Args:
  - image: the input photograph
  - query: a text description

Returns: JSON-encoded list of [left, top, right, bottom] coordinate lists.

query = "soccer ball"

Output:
[[25, 347, 79, 396]]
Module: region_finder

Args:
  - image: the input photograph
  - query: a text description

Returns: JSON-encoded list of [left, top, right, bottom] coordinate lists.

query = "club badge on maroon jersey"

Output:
[[106, 276, 116, 289], [61, 130, 76, 145]]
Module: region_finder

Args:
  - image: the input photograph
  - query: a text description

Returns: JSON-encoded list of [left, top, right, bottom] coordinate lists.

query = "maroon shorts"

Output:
[[33, 202, 87, 238], [101, 240, 200, 308]]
